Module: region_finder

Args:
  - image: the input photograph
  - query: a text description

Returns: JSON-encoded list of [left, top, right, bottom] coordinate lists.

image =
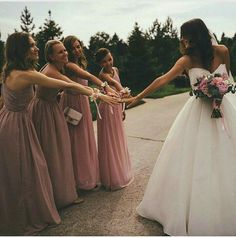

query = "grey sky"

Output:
[[0, 0, 235, 46]]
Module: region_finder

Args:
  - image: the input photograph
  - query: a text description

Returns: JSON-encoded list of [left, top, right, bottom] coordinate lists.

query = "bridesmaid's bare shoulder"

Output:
[[18, 70, 44, 83], [4, 70, 39, 90]]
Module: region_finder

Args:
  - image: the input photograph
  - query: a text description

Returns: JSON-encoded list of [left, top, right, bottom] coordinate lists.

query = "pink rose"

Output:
[[198, 79, 208, 95]]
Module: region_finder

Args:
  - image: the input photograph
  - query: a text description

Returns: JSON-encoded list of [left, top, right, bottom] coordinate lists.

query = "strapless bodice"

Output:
[[188, 64, 229, 89], [2, 84, 34, 112]]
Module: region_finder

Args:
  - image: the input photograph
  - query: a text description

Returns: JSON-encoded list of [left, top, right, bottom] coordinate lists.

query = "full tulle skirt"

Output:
[[137, 94, 236, 235]]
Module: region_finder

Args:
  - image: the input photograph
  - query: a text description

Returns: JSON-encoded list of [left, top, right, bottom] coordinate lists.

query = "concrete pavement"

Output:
[[40, 92, 189, 236]]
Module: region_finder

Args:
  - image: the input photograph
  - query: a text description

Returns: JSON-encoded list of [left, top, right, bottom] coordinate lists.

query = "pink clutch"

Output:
[[64, 107, 83, 126]]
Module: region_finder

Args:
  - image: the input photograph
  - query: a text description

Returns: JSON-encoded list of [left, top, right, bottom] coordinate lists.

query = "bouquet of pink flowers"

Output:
[[190, 73, 235, 118]]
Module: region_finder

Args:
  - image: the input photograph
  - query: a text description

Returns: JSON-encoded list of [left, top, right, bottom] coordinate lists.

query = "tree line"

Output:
[[0, 7, 235, 90]]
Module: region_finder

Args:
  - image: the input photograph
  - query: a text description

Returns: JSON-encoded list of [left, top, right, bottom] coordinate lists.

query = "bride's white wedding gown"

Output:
[[137, 64, 236, 236]]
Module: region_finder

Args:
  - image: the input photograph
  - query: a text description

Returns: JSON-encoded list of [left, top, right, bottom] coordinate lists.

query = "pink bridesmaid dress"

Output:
[[60, 76, 100, 190], [29, 86, 78, 209], [97, 68, 133, 190], [0, 84, 60, 235]]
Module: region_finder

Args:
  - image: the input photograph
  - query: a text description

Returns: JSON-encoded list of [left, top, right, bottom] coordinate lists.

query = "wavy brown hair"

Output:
[[63, 35, 87, 69], [2, 32, 37, 82], [180, 18, 214, 70]]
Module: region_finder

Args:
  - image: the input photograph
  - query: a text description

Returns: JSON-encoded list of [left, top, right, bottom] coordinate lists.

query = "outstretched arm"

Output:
[[127, 57, 189, 107], [23, 70, 94, 96], [66, 62, 102, 85], [21, 70, 119, 105], [99, 69, 123, 92], [66, 62, 118, 95]]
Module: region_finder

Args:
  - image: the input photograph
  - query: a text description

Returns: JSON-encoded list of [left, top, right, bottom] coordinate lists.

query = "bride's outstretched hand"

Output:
[[123, 96, 141, 108]]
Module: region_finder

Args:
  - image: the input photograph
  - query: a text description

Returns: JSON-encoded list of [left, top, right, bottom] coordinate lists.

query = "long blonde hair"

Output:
[[44, 39, 62, 63]]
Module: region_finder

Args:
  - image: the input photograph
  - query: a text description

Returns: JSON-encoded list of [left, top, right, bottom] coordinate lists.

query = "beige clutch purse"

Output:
[[64, 107, 83, 126]]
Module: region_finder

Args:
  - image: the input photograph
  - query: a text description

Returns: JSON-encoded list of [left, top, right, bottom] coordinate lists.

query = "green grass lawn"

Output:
[[131, 84, 190, 99], [146, 84, 190, 99]]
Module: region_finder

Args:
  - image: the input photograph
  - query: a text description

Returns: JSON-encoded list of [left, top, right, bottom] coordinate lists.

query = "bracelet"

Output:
[[89, 88, 103, 119], [101, 81, 108, 88], [89, 88, 102, 102], [120, 87, 131, 95]]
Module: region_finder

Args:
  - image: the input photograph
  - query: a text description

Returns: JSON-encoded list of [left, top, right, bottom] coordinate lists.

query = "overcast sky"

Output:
[[0, 0, 235, 46]]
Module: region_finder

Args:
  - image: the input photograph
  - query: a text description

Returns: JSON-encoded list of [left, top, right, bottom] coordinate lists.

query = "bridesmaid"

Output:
[[0, 32, 84, 235], [60, 35, 117, 190], [29, 40, 117, 209], [95, 48, 134, 190]]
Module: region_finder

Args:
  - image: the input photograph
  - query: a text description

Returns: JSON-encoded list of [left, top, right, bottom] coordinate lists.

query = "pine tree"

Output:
[[147, 17, 180, 76], [220, 32, 233, 49], [88, 32, 111, 53], [35, 10, 63, 67], [110, 33, 128, 57], [124, 22, 156, 89], [20, 6, 35, 34], [87, 32, 112, 75], [87, 31, 128, 82], [109, 33, 128, 84]]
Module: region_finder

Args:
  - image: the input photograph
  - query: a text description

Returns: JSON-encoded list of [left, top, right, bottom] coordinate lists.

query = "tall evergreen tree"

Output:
[[20, 6, 35, 35], [35, 10, 63, 67], [88, 32, 111, 54], [109, 33, 128, 84], [124, 22, 156, 90], [220, 33, 233, 50], [87, 32, 128, 79], [147, 17, 180, 76], [87, 32, 112, 75]]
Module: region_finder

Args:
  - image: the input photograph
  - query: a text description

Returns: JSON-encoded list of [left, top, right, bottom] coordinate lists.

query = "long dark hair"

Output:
[[63, 35, 87, 69], [180, 18, 213, 70], [2, 32, 37, 82]]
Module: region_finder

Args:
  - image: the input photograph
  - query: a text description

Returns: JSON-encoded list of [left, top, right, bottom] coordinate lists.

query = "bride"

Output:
[[128, 18, 236, 235]]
